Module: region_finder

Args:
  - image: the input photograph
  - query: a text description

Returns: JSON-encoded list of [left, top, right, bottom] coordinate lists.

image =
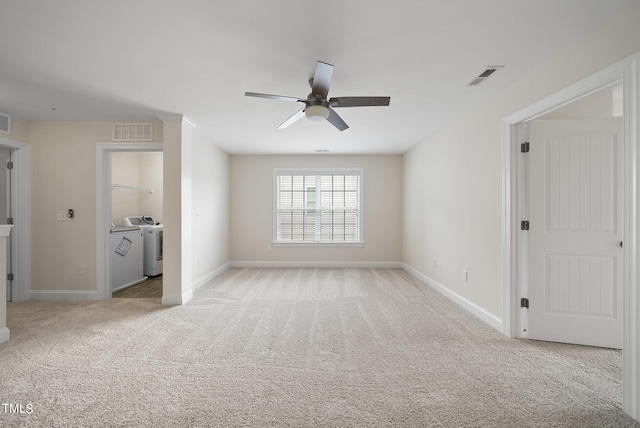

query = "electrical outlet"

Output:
[[267, 245, 272, 252], [432, 259, 437, 269], [57, 210, 67, 221], [79, 265, 86, 275]]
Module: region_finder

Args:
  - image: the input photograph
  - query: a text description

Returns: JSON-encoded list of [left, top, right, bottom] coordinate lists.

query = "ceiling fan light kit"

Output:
[[304, 104, 329, 121], [245, 60, 390, 131]]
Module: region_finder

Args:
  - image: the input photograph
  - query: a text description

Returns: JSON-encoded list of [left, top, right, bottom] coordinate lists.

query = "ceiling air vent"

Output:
[[113, 123, 153, 141], [467, 66, 504, 87], [0, 112, 11, 134]]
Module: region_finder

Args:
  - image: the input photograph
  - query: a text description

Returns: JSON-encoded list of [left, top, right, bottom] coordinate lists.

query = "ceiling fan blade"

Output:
[[245, 92, 305, 103], [329, 96, 391, 107], [327, 107, 349, 131], [278, 108, 306, 129], [311, 61, 334, 99]]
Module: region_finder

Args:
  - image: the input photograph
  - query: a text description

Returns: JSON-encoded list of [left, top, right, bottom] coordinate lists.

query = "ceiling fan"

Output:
[[245, 60, 390, 131]]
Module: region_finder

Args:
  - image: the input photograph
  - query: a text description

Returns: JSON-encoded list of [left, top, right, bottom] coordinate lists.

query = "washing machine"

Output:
[[123, 216, 163, 276], [110, 226, 146, 292]]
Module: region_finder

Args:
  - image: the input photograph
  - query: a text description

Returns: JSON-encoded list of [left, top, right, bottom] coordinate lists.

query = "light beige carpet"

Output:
[[1, 268, 638, 427]]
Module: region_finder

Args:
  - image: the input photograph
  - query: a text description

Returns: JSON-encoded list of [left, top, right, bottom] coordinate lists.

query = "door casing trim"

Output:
[[502, 52, 639, 419]]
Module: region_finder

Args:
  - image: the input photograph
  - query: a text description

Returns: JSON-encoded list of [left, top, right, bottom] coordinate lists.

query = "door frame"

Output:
[[96, 142, 163, 300], [502, 52, 639, 418], [0, 136, 30, 302]]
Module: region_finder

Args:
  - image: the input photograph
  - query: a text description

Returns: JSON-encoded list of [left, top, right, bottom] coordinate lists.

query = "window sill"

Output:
[[272, 241, 366, 247]]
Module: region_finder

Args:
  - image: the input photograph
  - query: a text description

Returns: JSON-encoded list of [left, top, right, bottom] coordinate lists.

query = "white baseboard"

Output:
[[30, 290, 100, 301], [0, 327, 9, 345], [162, 289, 193, 305], [230, 261, 403, 269], [192, 262, 231, 292], [402, 263, 503, 333]]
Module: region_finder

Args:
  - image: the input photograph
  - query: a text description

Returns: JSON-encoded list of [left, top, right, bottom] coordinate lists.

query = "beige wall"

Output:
[[30, 121, 114, 291], [403, 3, 640, 319], [28, 121, 166, 292], [230, 155, 402, 263], [28, 119, 230, 295], [2, 116, 29, 143]]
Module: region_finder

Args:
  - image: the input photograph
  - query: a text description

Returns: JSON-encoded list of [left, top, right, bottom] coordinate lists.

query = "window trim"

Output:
[[273, 167, 365, 246]]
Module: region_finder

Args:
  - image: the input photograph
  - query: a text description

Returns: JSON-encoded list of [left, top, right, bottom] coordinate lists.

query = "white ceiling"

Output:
[[0, 1, 636, 154]]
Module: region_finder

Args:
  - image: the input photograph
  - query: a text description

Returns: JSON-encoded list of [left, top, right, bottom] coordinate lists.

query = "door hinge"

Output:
[[6, 217, 13, 225], [521, 142, 530, 153], [7, 273, 14, 281], [521, 220, 530, 230], [6, 161, 13, 170], [521, 298, 529, 309]]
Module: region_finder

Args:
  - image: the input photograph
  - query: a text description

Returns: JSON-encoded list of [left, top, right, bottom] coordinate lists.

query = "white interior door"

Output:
[[526, 118, 623, 349], [0, 147, 11, 302]]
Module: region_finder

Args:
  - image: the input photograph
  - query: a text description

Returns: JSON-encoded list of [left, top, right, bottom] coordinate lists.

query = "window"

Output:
[[274, 169, 363, 243]]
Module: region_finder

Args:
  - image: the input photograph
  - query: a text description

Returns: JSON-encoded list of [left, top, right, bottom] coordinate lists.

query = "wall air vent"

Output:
[[0, 112, 11, 134], [113, 123, 153, 141], [467, 66, 504, 86]]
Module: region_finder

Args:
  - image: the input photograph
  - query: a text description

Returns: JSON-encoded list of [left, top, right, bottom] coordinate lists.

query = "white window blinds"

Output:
[[275, 169, 362, 243]]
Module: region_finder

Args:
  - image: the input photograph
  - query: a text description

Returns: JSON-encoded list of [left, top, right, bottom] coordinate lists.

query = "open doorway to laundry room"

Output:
[[96, 142, 163, 301], [110, 151, 164, 299]]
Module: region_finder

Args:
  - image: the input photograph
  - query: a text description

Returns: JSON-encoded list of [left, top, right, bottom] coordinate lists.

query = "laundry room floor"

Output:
[[113, 275, 162, 299]]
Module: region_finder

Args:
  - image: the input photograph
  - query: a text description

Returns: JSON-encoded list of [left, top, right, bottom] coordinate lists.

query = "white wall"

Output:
[[542, 88, 617, 119], [403, 3, 640, 319], [191, 133, 230, 283], [111, 152, 141, 225], [139, 153, 163, 222], [111, 152, 164, 226], [230, 155, 402, 264]]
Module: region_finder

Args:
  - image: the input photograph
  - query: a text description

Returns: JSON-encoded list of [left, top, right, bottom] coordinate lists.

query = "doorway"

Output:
[[502, 52, 640, 418], [0, 136, 30, 302], [96, 143, 163, 300], [0, 147, 12, 301], [111, 151, 163, 297]]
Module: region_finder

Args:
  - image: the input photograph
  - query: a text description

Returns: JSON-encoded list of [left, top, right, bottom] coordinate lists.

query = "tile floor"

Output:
[[113, 275, 162, 299]]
